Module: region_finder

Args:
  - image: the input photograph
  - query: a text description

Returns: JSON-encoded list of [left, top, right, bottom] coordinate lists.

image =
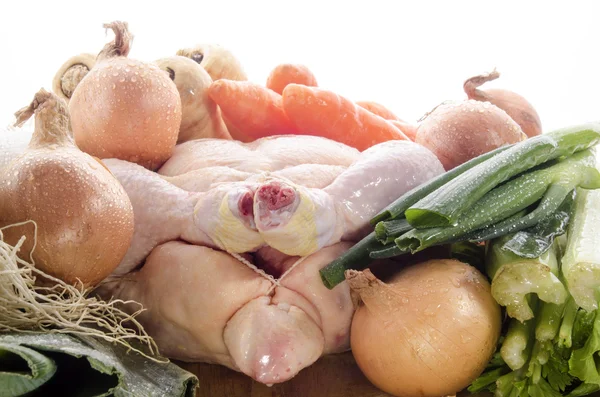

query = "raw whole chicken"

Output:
[[0, 128, 445, 384], [96, 135, 444, 384]]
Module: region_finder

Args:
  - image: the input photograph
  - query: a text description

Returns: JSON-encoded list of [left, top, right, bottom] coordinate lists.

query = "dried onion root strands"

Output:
[[52, 53, 96, 102], [464, 68, 543, 137], [0, 222, 164, 363], [69, 21, 182, 170]]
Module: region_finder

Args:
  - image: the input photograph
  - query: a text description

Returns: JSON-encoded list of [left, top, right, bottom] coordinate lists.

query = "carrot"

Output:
[[356, 101, 400, 121], [266, 63, 318, 95], [390, 120, 418, 141], [282, 84, 409, 151], [355, 101, 418, 141], [208, 79, 297, 142]]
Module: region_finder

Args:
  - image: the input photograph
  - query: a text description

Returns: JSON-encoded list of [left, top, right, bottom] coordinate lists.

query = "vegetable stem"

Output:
[[375, 218, 412, 244], [501, 309, 537, 371], [13, 89, 72, 148], [567, 383, 600, 397], [368, 245, 408, 259], [98, 21, 132, 60], [561, 187, 600, 312], [397, 169, 550, 253], [529, 341, 544, 384], [404, 123, 600, 228], [396, 148, 600, 254], [319, 232, 384, 289], [370, 145, 513, 224], [501, 190, 576, 259], [486, 236, 567, 322], [467, 367, 509, 393], [535, 302, 565, 342], [558, 297, 578, 349], [470, 184, 572, 243]]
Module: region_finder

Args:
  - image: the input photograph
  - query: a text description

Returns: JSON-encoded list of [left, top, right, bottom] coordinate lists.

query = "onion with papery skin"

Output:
[[416, 99, 526, 170], [464, 69, 542, 137], [346, 260, 501, 397], [52, 53, 96, 102], [0, 89, 134, 287], [155, 56, 231, 143], [69, 21, 182, 170]]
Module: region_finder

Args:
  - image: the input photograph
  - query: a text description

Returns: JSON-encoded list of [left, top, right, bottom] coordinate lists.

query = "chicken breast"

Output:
[[164, 163, 347, 193], [157, 135, 360, 176]]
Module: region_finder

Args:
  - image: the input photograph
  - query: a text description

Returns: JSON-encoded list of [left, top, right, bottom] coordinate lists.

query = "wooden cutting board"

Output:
[[176, 352, 490, 397]]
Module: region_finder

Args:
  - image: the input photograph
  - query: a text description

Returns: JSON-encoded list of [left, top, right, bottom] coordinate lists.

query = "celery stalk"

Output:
[[561, 187, 600, 312], [486, 235, 568, 322], [536, 302, 565, 342], [502, 310, 538, 371], [558, 297, 579, 349]]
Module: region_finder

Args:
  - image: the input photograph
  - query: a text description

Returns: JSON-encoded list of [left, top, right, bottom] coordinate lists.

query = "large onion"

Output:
[[464, 69, 542, 138], [415, 99, 526, 170], [347, 260, 501, 397], [0, 89, 134, 287], [69, 21, 181, 170]]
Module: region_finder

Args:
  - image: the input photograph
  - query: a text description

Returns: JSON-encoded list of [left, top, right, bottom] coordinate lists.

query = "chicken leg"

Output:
[[253, 140, 444, 255], [104, 159, 265, 274]]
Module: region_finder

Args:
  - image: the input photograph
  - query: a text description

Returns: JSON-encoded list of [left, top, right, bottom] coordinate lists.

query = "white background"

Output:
[[0, 0, 598, 131]]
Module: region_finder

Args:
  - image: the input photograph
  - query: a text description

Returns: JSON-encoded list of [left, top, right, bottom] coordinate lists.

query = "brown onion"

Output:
[[0, 89, 134, 287], [464, 69, 542, 137], [69, 21, 181, 170], [347, 260, 501, 397], [416, 99, 526, 170]]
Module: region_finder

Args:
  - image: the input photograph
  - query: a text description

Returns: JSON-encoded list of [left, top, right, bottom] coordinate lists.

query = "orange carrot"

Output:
[[282, 84, 409, 151], [356, 101, 418, 141], [208, 79, 297, 142], [356, 101, 400, 121], [266, 64, 318, 95], [390, 120, 418, 141]]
